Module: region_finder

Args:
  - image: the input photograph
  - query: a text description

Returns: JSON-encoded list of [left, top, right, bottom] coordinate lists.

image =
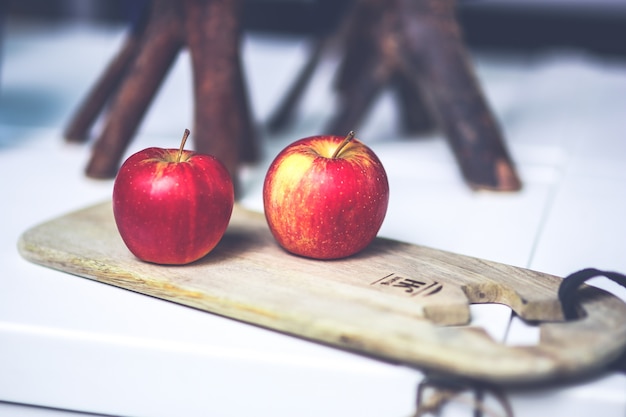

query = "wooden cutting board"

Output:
[[18, 201, 626, 385]]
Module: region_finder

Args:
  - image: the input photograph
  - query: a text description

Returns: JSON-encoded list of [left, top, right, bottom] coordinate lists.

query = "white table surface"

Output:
[[1, 19, 626, 417]]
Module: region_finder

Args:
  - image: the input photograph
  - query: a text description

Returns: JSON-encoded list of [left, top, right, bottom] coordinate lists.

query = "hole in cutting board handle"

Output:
[[460, 282, 564, 323], [505, 315, 541, 346], [448, 304, 542, 347]]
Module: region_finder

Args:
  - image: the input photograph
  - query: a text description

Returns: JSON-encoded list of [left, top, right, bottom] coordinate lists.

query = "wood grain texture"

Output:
[[18, 202, 626, 385]]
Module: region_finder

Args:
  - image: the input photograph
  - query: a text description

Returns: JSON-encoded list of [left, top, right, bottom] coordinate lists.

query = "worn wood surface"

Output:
[[18, 202, 626, 385]]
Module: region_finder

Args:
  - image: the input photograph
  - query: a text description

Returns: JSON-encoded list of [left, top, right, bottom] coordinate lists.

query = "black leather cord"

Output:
[[558, 268, 626, 372], [558, 268, 626, 320]]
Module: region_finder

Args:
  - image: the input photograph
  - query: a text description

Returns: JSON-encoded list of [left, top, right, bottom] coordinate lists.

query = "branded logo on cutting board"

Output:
[[370, 273, 443, 297]]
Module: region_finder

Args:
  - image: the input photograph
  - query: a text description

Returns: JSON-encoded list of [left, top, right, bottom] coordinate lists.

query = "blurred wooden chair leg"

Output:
[[267, 0, 521, 191], [65, 0, 258, 189]]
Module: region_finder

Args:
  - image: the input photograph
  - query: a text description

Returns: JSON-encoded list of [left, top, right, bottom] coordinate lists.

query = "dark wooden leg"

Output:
[[391, 71, 436, 135], [65, 0, 259, 187], [264, 0, 521, 191], [182, 0, 251, 186], [332, 0, 384, 93], [85, 0, 183, 178], [327, 0, 395, 135], [267, 36, 328, 132], [64, 29, 143, 143], [400, 0, 521, 190], [234, 52, 260, 165], [325, 61, 388, 135]]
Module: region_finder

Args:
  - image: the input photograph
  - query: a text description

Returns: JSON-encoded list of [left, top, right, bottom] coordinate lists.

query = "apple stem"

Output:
[[176, 129, 191, 163], [331, 131, 356, 159]]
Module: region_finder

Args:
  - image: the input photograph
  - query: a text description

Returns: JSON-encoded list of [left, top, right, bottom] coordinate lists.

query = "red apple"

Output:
[[263, 132, 389, 259], [112, 129, 234, 265]]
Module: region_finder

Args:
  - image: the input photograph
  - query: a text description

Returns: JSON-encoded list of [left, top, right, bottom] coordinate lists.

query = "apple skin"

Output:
[[263, 134, 389, 260], [112, 146, 234, 265]]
